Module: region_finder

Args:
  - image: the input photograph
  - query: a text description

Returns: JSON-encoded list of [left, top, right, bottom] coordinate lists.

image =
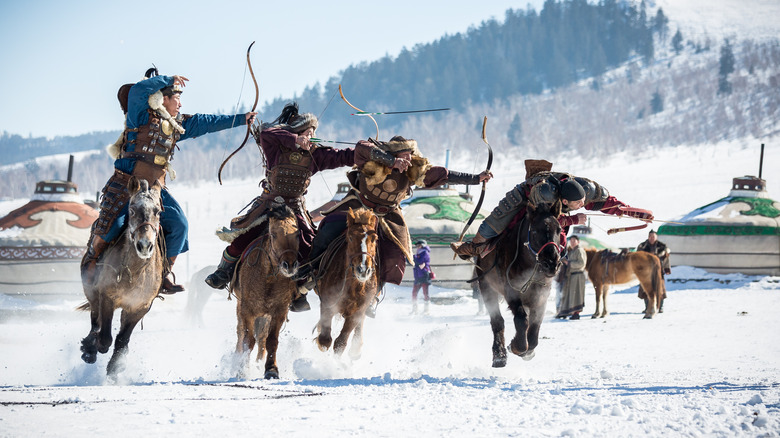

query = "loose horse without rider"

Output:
[[78, 177, 164, 379], [584, 248, 667, 319], [298, 135, 492, 317], [83, 67, 256, 294], [314, 207, 379, 358], [231, 202, 300, 379]]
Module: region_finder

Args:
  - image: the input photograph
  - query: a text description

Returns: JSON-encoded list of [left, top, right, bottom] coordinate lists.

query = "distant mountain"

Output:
[[2, 0, 778, 200]]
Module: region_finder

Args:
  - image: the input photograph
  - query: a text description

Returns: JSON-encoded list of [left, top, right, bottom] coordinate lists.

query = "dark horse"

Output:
[[78, 177, 164, 379], [315, 207, 379, 359], [475, 203, 564, 367], [231, 202, 300, 379]]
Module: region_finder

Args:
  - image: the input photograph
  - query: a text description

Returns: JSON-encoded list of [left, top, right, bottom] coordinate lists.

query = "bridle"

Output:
[[524, 226, 566, 262]]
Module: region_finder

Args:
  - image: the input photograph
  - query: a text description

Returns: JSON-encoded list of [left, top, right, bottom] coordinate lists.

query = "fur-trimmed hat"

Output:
[[262, 102, 318, 134], [373, 136, 422, 157]]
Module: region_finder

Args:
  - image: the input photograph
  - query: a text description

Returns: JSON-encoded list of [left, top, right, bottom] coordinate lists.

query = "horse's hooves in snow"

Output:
[[264, 369, 279, 379], [520, 350, 536, 361], [492, 356, 507, 368], [81, 352, 96, 364]]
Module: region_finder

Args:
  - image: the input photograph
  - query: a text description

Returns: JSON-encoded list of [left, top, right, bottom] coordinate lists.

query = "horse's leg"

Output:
[[316, 305, 335, 352], [97, 295, 115, 354], [481, 285, 507, 368], [263, 314, 284, 379], [600, 285, 609, 318], [333, 314, 359, 357], [507, 300, 530, 357], [519, 295, 548, 361], [80, 293, 102, 364], [106, 307, 147, 378], [641, 279, 657, 319], [348, 319, 364, 360], [235, 310, 257, 378], [591, 282, 602, 319]]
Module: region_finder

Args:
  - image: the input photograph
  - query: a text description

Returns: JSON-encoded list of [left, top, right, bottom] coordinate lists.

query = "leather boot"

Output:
[[289, 286, 311, 312], [161, 256, 185, 294], [365, 283, 383, 318], [450, 231, 487, 259], [205, 250, 239, 290], [81, 235, 109, 284]]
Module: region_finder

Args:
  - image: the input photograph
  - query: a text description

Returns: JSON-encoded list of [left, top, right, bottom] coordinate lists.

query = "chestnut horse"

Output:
[[584, 248, 666, 319], [78, 177, 164, 379], [314, 208, 379, 358], [231, 202, 300, 379], [474, 203, 564, 367]]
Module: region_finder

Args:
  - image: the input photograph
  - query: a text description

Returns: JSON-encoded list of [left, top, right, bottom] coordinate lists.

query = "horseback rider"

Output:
[[295, 135, 492, 316], [451, 159, 653, 258], [82, 68, 257, 294], [205, 102, 359, 311]]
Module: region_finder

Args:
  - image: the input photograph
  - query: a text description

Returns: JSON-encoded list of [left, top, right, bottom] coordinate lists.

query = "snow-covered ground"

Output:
[[1, 139, 779, 436]]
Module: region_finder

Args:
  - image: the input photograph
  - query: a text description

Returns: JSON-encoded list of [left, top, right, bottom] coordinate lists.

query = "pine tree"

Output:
[[509, 114, 523, 145], [718, 39, 735, 95], [650, 90, 664, 114], [671, 29, 683, 55]]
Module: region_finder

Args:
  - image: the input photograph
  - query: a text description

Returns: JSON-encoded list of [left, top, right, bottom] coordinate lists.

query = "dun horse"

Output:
[[78, 177, 164, 378], [315, 207, 379, 358], [475, 203, 564, 367], [231, 202, 300, 379], [584, 248, 666, 319]]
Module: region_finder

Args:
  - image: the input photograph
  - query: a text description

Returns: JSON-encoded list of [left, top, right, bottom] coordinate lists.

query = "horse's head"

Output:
[[346, 207, 378, 283], [526, 203, 564, 276], [267, 203, 300, 278], [126, 177, 162, 260]]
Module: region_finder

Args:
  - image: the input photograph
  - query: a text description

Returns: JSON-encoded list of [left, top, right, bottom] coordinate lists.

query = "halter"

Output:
[[130, 221, 158, 240], [524, 228, 565, 261]]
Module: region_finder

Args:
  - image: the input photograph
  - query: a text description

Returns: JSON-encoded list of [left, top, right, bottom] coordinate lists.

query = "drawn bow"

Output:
[[457, 116, 493, 242], [218, 41, 259, 185], [339, 84, 379, 140]]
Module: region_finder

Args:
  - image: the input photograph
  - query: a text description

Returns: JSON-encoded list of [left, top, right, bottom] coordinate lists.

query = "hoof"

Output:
[[81, 352, 96, 364], [591, 314, 599, 319], [264, 369, 279, 380], [492, 356, 507, 368], [520, 350, 536, 361], [643, 314, 654, 319]]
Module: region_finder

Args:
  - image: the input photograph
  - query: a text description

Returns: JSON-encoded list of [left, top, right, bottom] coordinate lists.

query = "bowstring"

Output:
[[220, 60, 249, 167], [311, 87, 341, 200]]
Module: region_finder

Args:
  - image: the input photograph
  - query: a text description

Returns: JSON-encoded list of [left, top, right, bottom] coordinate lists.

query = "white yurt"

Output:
[[400, 186, 488, 289], [0, 159, 98, 297], [657, 174, 780, 275]]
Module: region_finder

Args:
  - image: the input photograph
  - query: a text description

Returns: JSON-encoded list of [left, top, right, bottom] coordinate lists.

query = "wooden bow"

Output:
[[218, 41, 259, 185], [457, 116, 493, 242], [339, 84, 379, 140], [606, 206, 654, 235]]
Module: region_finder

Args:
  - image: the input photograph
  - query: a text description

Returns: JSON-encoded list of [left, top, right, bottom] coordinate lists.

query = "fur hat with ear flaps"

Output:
[[361, 135, 432, 187]]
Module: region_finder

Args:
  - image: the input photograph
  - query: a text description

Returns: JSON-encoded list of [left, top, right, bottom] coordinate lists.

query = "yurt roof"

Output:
[[658, 176, 780, 237], [0, 180, 98, 247], [402, 186, 486, 241]]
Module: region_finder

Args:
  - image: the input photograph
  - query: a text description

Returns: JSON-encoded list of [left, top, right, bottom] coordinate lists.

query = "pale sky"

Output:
[[0, 0, 543, 138]]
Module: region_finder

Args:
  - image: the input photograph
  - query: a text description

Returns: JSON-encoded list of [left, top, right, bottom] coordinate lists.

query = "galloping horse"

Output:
[[474, 203, 564, 367], [584, 248, 666, 319], [78, 177, 164, 378], [315, 207, 379, 358], [231, 202, 300, 379]]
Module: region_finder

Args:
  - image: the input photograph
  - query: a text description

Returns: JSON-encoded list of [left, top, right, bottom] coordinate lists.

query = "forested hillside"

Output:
[[1, 0, 778, 200]]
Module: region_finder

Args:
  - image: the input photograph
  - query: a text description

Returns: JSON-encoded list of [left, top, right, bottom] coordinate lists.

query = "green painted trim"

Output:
[[409, 233, 473, 244], [408, 196, 484, 222], [657, 224, 780, 236], [730, 197, 780, 217]]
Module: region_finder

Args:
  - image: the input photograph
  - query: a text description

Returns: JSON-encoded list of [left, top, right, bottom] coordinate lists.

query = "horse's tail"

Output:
[[650, 256, 664, 308], [75, 301, 90, 311]]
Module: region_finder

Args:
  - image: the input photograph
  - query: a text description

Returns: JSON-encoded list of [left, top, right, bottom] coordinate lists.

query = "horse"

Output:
[[475, 203, 565, 368], [231, 202, 300, 379], [314, 207, 379, 358], [584, 248, 666, 319], [78, 176, 164, 379]]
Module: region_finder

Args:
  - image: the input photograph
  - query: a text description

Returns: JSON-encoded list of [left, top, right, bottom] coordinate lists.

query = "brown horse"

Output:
[[475, 203, 565, 367], [584, 248, 666, 319], [315, 207, 379, 358], [231, 202, 300, 379], [78, 177, 164, 379]]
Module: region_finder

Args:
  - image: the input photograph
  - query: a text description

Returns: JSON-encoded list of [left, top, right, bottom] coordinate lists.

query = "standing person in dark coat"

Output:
[[205, 103, 355, 312], [411, 240, 432, 315], [637, 229, 671, 311], [555, 235, 587, 320]]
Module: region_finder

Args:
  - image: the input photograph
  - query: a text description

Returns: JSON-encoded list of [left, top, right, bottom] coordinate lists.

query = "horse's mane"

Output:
[[267, 203, 294, 220], [349, 208, 374, 225]]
